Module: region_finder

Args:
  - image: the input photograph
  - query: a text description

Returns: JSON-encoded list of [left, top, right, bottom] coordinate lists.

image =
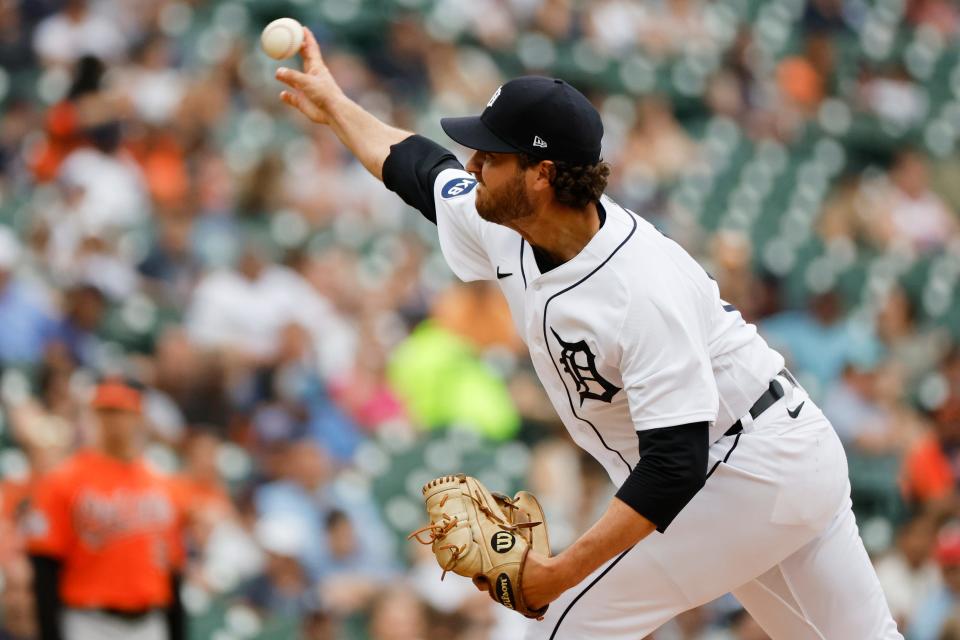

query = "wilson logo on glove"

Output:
[[408, 473, 552, 619], [491, 531, 516, 553], [496, 573, 515, 609]]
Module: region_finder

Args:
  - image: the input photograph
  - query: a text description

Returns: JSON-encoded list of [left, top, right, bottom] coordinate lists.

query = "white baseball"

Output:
[[260, 18, 304, 60]]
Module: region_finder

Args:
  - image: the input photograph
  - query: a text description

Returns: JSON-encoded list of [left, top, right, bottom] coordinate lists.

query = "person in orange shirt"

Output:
[[902, 395, 960, 507], [25, 378, 185, 640]]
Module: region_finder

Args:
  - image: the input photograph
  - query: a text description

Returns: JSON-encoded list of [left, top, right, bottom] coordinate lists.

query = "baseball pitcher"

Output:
[[275, 27, 902, 639]]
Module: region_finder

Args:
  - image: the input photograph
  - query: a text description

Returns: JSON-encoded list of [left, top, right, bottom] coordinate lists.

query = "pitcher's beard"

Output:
[[475, 173, 535, 225]]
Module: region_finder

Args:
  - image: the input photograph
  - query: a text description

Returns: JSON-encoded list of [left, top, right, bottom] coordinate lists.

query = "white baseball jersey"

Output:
[[431, 168, 784, 485], [385, 144, 900, 638]]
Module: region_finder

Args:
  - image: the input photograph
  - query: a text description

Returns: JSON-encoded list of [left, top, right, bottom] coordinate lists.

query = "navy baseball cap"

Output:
[[440, 76, 603, 165]]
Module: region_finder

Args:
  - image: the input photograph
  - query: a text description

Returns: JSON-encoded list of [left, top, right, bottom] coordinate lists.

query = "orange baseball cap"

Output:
[[91, 379, 143, 413]]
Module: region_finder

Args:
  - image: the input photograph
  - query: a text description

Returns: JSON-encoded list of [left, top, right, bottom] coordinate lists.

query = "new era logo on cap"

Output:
[[533, 136, 547, 148]]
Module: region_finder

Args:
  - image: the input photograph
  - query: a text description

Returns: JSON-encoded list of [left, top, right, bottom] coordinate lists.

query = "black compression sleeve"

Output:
[[29, 554, 63, 640], [615, 422, 709, 533], [381, 135, 463, 224], [166, 572, 185, 640]]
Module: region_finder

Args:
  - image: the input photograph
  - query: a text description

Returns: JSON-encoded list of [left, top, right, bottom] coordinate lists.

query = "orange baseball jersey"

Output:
[[25, 449, 182, 610], [167, 474, 233, 520]]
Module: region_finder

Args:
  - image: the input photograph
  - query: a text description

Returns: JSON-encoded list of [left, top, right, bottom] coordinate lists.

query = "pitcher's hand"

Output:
[[521, 551, 570, 612], [275, 26, 344, 124]]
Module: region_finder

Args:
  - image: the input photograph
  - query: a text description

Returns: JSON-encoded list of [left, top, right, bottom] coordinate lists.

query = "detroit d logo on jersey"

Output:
[[550, 328, 621, 405]]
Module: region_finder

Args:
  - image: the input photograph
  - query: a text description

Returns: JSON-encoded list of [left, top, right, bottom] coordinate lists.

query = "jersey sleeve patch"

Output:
[[440, 176, 478, 199]]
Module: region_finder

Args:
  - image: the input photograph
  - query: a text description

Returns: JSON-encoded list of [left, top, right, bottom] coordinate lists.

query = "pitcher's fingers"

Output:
[[301, 26, 323, 74], [275, 67, 311, 90], [280, 90, 325, 122]]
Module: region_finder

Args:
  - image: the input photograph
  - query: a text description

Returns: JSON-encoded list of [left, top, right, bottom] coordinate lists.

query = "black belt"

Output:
[[97, 607, 158, 621], [724, 369, 796, 437]]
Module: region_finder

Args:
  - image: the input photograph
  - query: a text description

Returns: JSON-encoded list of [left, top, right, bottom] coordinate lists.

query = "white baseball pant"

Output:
[[525, 376, 903, 639], [61, 609, 167, 640]]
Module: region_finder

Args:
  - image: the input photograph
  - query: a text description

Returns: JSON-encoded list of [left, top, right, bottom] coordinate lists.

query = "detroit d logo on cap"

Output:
[[551, 328, 621, 405]]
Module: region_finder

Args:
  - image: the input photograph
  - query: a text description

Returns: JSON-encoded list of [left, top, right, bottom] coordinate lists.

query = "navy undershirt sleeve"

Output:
[[381, 134, 463, 224], [615, 422, 709, 533]]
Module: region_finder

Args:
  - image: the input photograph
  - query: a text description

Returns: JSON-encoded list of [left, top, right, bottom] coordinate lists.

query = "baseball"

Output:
[[260, 18, 304, 60]]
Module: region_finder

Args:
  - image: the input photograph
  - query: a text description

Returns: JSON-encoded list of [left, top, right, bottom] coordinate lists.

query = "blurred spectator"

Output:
[[388, 321, 520, 440], [0, 226, 57, 365], [876, 150, 959, 254], [170, 431, 233, 521], [783, 0, 847, 120], [585, 0, 645, 56], [802, 0, 849, 33], [315, 509, 391, 615], [186, 236, 355, 377], [56, 123, 149, 235], [148, 326, 230, 430], [328, 334, 407, 433], [137, 213, 200, 306], [32, 0, 126, 66], [29, 55, 115, 183], [431, 281, 521, 352], [909, 524, 960, 640], [367, 587, 429, 640], [369, 17, 431, 100], [776, 51, 824, 114], [637, 0, 713, 58], [47, 282, 106, 368], [253, 440, 396, 582], [875, 287, 952, 388], [127, 129, 190, 212], [876, 513, 942, 628], [616, 97, 699, 189], [707, 29, 767, 132], [818, 173, 873, 245], [243, 515, 313, 619], [760, 290, 881, 395], [0, 1, 32, 72], [822, 361, 904, 455], [119, 34, 186, 126], [857, 65, 927, 130], [906, 0, 960, 36], [902, 394, 960, 507]]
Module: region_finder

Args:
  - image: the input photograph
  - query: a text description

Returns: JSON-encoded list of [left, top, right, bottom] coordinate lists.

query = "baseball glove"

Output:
[[408, 473, 551, 619]]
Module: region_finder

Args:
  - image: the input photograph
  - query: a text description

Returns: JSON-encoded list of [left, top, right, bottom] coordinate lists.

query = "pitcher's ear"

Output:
[[537, 160, 556, 185]]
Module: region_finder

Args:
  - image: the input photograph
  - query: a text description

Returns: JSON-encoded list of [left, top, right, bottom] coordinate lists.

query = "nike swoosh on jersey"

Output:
[[787, 402, 804, 419], [497, 267, 513, 279]]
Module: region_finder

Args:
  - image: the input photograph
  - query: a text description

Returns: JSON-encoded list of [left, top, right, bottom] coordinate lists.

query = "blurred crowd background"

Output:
[[1, 0, 960, 638]]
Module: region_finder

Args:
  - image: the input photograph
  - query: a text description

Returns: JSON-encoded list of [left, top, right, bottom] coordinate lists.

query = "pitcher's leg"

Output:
[[733, 499, 903, 640], [523, 543, 694, 640], [524, 458, 827, 640]]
